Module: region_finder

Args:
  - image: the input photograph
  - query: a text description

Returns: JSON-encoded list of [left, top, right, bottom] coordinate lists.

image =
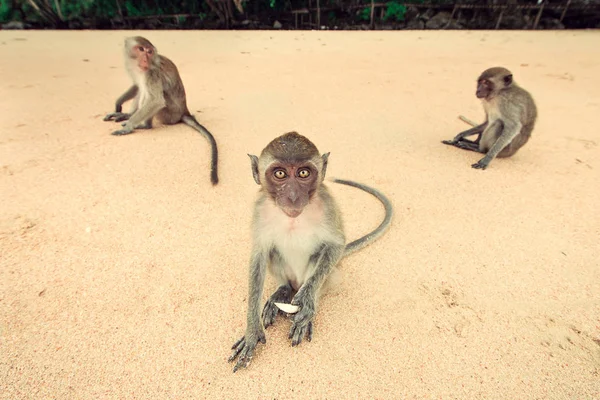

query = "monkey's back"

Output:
[[156, 54, 189, 123], [497, 84, 537, 157], [512, 85, 537, 128]]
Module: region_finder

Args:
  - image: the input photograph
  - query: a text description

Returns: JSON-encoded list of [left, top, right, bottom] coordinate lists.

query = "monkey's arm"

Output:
[[442, 122, 487, 145], [103, 85, 139, 122], [228, 249, 268, 372], [289, 243, 344, 346], [473, 120, 522, 170], [115, 85, 138, 112], [112, 89, 165, 136]]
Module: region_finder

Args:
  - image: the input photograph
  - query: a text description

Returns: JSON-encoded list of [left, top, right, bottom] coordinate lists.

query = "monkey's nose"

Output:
[[288, 191, 299, 203]]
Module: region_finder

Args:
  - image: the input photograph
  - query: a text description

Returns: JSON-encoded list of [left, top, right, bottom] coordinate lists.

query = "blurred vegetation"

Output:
[[0, 0, 456, 26], [0, 0, 210, 25], [0, 0, 597, 28]]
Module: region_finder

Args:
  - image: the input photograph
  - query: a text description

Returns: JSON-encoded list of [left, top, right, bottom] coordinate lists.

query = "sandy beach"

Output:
[[1, 30, 599, 399]]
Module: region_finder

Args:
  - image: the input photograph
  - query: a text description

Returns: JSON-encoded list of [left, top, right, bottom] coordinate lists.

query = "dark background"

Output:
[[1, 0, 599, 30]]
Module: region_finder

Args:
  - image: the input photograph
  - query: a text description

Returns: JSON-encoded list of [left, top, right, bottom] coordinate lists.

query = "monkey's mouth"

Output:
[[282, 208, 303, 218]]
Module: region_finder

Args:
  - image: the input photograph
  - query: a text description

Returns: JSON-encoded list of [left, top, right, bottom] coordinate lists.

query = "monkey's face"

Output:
[[476, 69, 513, 99], [128, 41, 155, 72], [264, 162, 319, 218], [476, 79, 494, 99]]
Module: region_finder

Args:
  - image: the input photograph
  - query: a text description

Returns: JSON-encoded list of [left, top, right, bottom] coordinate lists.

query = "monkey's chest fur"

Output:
[[255, 197, 345, 290], [481, 97, 504, 149]]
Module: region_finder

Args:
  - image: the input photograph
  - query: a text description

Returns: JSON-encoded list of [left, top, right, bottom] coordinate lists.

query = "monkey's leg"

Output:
[[442, 123, 487, 145], [104, 85, 138, 122], [134, 119, 153, 130], [473, 121, 520, 170], [228, 250, 268, 372], [112, 97, 164, 136], [459, 134, 481, 145], [453, 140, 482, 153], [289, 245, 344, 347], [262, 284, 294, 328], [104, 112, 132, 122]]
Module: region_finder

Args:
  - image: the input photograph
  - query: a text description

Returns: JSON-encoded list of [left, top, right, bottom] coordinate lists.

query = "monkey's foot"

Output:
[[111, 128, 134, 136], [289, 291, 316, 346], [471, 159, 489, 170], [228, 330, 266, 373], [289, 320, 313, 347], [453, 141, 481, 153], [135, 121, 152, 130], [441, 139, 457, 146], [103, 112, 131, 122], [262, 284, 294, 328]]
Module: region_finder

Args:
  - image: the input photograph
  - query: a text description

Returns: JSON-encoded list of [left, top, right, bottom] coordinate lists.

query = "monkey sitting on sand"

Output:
[[228, 131, 393, 372], [103, 36, 219, 185], [442, 67, 538, 170]]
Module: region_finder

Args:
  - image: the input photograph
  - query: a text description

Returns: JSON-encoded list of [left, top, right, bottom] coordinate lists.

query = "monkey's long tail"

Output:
[[181, 114, 219, 185], [332, 179, 394, 257]]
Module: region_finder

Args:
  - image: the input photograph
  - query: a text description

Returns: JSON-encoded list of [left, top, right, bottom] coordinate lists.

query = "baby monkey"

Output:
[[229, 132, 393, 372], [104, 36, 219, 185], [442, 67, 537, 170]]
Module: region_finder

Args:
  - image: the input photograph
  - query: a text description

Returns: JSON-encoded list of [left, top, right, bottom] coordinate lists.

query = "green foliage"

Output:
[[383, 1, 406, 21], [58, 0, 94, 19], [91, 0, 119, 18], [0, 0, 13, 22], [0, 0, 456, 26], [358, 6, 370, 21], [124, 1, 141, 16]]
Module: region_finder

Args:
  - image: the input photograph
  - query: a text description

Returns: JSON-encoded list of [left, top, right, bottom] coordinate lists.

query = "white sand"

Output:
[[0, 30, 599, 399]]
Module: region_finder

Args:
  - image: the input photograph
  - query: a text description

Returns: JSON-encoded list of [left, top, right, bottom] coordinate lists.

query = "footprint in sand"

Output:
[[537, 316, 600, 369], [419, 282, 482, 338], [0, 215, 38, 239]]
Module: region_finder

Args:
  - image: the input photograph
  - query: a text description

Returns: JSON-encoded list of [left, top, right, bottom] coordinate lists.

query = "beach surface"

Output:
[[1, 30, 599, 399]]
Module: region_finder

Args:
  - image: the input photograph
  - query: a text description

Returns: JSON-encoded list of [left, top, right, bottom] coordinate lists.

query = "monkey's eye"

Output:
[[138, 46, 144, 51], [274, 170, 287, 179], [298, 169, 310, 178], [147, 49, 153, 55]]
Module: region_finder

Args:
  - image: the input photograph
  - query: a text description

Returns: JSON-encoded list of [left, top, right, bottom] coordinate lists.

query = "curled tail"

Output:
[[332, 178, 393, 257], [181, 114, 219, 185]]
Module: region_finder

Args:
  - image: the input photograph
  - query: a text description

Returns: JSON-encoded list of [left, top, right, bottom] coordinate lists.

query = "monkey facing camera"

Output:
[[228, 131, 393, 372], [442, 67, 538, 170], [103, 36, 219, 185]]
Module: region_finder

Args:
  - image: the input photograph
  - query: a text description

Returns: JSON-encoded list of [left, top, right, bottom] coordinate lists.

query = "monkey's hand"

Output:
[[228, 329, 266, 373], [441, 139, 457, 145], [289, 291, 315, 347], [262, 301, 279, 329], [103, 112, 131, 123], [471, 158, 490, 170], [262, 284, 294, 328], [111, 129, 134, 136]]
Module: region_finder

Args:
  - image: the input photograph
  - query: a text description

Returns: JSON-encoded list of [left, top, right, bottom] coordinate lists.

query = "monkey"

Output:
[[442, 67, 537, 170], [228, 131, 393, 372], [103, 36, 219, 185]]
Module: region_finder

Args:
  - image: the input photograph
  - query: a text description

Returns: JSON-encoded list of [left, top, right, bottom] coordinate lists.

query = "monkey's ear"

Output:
[[504, 74, 513, 86], [248, 154, 261, 185], [321, 152, 330, 181]]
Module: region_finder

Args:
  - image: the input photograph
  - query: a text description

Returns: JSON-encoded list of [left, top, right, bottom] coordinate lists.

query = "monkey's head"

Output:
[[476, 67, 513, 100], [125, 36, 157, 73], [249, 132, 329, 218]]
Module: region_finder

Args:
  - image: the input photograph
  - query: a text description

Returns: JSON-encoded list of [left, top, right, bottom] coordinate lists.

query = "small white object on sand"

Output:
[[273, 302, 300, 314]]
